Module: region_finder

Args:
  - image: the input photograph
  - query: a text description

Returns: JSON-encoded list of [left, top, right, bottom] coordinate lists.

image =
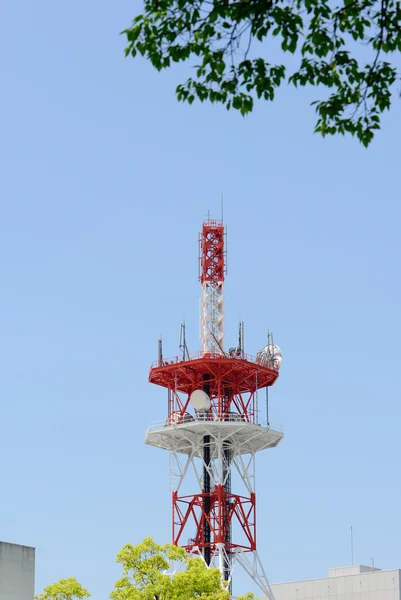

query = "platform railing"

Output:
[[147, 415, 284, 433], [151, 350, 276, 370]]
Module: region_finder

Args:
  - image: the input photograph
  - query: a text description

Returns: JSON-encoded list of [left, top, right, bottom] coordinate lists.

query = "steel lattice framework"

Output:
[[146, 219, 283, 598], [199, 220, 225, 355]]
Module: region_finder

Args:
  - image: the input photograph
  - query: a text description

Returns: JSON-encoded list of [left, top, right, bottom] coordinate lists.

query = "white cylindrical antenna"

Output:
[[158, 337, 163, 367], [240, 321, 244, 356]]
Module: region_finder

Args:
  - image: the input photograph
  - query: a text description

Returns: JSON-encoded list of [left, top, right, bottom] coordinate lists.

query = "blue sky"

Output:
[[1, 1, 401, 598]]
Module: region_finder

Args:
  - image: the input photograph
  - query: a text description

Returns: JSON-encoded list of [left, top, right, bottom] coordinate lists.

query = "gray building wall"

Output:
[[0, 543, 35, 600], [271, 565, 401, 600]]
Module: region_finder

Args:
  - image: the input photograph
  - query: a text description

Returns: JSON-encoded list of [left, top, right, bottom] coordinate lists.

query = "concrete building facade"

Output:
[[0, 542, 35, 600], [271, 565, 401, 600]]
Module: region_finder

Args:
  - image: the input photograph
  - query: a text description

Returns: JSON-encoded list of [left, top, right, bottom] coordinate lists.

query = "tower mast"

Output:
[[199, 219, 225, 355], [145, 217, 283, 598], [199, 219, 227, 568]]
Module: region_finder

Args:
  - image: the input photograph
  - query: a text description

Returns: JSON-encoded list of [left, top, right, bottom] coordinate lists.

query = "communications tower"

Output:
[[145, 219, 283, 598]]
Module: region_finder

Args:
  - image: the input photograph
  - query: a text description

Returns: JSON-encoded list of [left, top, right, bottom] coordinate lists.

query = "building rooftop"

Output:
[[271, 564, 401, 586]]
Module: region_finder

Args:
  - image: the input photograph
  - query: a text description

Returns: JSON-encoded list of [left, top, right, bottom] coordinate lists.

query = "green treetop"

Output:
[[36, 538, 260, 599], [123, 0, 401, 145], [35, 578, 90, 600], [110, 537, 229, 600]]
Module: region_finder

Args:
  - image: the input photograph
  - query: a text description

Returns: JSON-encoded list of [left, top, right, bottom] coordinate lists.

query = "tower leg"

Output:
[[233, 550, 275, 600]]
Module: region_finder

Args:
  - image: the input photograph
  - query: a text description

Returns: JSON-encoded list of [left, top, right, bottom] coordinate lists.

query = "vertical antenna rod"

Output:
[[351, 526, 354, 565], [179, 323, 190, 361], [157, 337, 163, 367], [199, 219, 226, 355]]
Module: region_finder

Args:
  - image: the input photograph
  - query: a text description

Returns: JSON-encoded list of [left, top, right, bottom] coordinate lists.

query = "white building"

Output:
[[271, 565, 401, 600], [0, 542, 35, 600]]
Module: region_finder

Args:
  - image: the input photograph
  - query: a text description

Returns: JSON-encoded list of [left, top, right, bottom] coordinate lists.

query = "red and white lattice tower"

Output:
[[146, 219, 283, 598]]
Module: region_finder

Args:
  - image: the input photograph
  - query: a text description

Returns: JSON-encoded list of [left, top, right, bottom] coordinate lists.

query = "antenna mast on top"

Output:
[[179, 322, 190, 361], [199, 219, 226, 355]]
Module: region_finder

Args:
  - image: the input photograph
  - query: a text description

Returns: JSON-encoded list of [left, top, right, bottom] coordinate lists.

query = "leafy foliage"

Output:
[[110, 537, 229, 600], [123, 0, 401, 144], [35, 578, 90, 600], [36, 539, 261, 599]]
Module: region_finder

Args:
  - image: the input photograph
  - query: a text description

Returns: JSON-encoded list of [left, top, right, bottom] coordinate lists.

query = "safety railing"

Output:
[[147, 415, 284, 433], [151, 350, 276, 370]]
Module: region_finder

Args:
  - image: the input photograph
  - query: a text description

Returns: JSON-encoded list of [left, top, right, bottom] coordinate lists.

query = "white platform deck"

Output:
[[145, 419, 284, 456]]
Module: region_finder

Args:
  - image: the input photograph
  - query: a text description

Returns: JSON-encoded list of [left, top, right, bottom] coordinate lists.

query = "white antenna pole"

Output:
[[351, 526, 354, 565]]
